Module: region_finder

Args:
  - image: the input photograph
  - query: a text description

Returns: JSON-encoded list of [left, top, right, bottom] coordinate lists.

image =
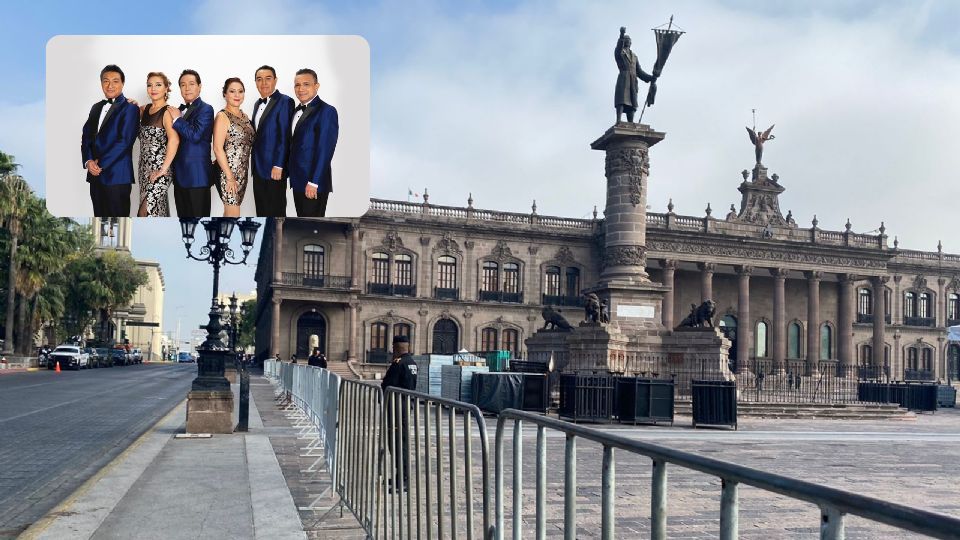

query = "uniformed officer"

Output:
[[381, 335, 418, 492]]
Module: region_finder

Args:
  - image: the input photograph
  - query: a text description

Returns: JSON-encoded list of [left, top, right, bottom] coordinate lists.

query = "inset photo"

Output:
[[46, 35, 369, 218]]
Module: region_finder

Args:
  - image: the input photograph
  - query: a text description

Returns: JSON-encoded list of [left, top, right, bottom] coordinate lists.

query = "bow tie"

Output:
[[103, 98, 115, 105], [179, 103, 189, 111], [257, 98, 268, 106], [295, 104, 307, 113]]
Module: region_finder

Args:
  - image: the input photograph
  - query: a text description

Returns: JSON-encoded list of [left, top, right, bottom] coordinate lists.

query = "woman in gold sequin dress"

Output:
[[212, 77, 254, 217]]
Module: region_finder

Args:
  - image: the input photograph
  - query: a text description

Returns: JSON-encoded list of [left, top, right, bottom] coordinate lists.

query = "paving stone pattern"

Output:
[[0, 365, 196, 539]]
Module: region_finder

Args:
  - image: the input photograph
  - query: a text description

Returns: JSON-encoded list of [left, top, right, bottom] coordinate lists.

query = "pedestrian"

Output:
[[307, 348, 321, 367], [381, 335, 418, 493], [290, 354, 297, 364], [318, 353, 328, 370]]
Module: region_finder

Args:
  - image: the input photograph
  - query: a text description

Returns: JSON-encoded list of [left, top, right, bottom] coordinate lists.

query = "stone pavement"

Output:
[[19, 379, 307, 540]]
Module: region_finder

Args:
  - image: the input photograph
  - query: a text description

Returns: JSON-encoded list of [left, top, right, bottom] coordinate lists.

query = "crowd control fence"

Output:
[[266, 360, 960, 540]]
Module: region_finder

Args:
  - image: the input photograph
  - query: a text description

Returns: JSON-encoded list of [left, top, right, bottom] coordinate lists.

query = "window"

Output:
[[503, 329, 519, 356], [820, 325, 832, 360], [481, 328, 498, 351], [949, 294, 960, 320], [904, 292, 916, 318], [861, 345, 872, 365], [393, 323, 411, 340], [438, 256, 457, 289], [304, 245, 324, 278], [755, 321, 768, 358], [545, 266, 561, 296], [907, 348, 919, 370], [394, 255, 413, 286], [370, 322, 389, 351], [922, 348, 933, 371], [503, 263, 520, 293], [372, 252, 390, 284], [788, 322, 802, 359], [482, 261, 499, 292], [858, 288, 872, 315], [565, 268, 581, 297], [918, 293, 931, 319]]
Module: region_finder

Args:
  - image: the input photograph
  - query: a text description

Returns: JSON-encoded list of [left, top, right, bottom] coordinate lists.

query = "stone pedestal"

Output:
[[186, 391, 234, 434], [525, 329, 571, 371], [565, 322, 631, 372]]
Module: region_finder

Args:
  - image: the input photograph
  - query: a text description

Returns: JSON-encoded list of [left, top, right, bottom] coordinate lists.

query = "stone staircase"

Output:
[[325, 360, 359, 380], [674, 400, 917, 420]]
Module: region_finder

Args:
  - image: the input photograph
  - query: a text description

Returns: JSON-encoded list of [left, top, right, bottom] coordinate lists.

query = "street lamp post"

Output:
[[178, 217, 260, 433]]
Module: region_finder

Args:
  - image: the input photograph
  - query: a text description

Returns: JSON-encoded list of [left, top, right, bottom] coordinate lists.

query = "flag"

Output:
[[645, 27, 683, 107]]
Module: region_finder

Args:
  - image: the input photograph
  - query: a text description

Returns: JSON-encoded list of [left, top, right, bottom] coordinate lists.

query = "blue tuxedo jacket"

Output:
[[287, 96, 339, 194], [251, 90, 295, 180], [171, 97, 214, 189], [80, 94, 139, 186]]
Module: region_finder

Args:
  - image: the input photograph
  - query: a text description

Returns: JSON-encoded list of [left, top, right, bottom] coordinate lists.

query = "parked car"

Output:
[[131, 348, 143, 364], [111, 348, 129, 367], [37, 346, 52, 368], [177, 351, 195, 363], [49, 346, 89, 370], [84, 347, 101, 368], [96, 347, 114, 367]]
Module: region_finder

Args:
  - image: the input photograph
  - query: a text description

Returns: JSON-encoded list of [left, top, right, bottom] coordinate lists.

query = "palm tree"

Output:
[[0, 156, 31, 355]]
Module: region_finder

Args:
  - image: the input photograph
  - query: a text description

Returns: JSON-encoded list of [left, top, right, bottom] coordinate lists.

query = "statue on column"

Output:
[[746, 124, 776, 165], [615, 27, 656, 123]]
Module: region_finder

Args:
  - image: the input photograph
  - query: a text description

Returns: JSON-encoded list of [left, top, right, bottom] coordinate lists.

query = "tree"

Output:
[[238, 298, 257, 350], [62, 250, 148, 346], [0, 151, 18, 176], [0, 155, 31, 354]]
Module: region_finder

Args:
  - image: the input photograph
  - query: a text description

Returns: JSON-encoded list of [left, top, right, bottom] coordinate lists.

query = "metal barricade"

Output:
[[494, 408, 960, 540], [335, 379, 384, 534], [380, 388, 493, 540]]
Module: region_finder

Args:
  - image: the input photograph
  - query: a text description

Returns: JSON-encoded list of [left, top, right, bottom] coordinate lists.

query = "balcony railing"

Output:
[[434, 287, 460, 301], [903, 316, 936, 328], [366, 282, 417, 297], [542, 294, 584, 307], [903, 369, 935, 381], [280, 273, 353, 289], [478, 290, 524, 304], [366, 350, 389, 364], [855, 313, 891, 324]]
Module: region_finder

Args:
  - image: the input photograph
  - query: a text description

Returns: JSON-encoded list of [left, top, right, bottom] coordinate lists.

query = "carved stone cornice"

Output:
[[646, 239, 888, 270]]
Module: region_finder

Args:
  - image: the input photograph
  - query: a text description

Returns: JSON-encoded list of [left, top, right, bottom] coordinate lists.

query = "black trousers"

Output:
[[89, 180, 131, 217], [252, 173, 287, 217], [293, 190, 329, 217], [385, 400, 410, 486], [173, 183, 211, 217]]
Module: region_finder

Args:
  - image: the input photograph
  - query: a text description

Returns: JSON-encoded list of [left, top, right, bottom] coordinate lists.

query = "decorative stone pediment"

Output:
[[554, 246, 576, 265], [490, 240, 514, 261], [913, 275, 928, 291], [433, 233, 462, 256], [381, 230, 404, 252], [731, 165, 787, 227]]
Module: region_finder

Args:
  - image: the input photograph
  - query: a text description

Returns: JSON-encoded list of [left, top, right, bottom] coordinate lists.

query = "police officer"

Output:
[[381, 335, 418, 492]]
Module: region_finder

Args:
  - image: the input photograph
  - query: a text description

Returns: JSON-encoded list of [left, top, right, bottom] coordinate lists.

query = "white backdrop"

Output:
[[46, 35, 369, 217]]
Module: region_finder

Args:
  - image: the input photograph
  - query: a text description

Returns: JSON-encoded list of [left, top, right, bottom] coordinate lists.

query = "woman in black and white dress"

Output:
[[137, 72, 179, 216]]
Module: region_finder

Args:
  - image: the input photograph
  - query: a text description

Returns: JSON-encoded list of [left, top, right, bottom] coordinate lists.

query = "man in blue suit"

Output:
[[81, 65, 139, 217], [250, 65, 295, 217], [169, 69, 214, 217], [288, 68, 339, 217]]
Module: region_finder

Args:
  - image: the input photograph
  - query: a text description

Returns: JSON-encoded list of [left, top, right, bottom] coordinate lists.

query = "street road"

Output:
[[0, 364, 195, 539]]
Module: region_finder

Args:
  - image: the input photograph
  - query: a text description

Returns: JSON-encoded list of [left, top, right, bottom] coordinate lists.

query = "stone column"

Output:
[[770, 268, 788, 373], [938, 277, 947, 327], [350, 224, 360, 288], [463, 242, 475, 301], [872, 276, 888, 368], [347, 302, 358, 362], [735, 265, 752, 373], [660, 260, 677, 328], [805, 271, 822, 375], [892, 275, 902, 325], [273, 218, 284, 283], [838, 274, 855, 376], [270, 297, 281, 357], [699, 262, 715, 302]]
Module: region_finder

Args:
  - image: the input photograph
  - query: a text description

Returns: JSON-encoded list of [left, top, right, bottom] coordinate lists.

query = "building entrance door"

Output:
[[719, 315, 738, 372], [296, 312, 326, 359], [432, 319, 459, 354]]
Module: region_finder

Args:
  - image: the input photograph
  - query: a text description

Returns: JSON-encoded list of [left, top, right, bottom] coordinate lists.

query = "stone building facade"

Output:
[[253, 178, 960, 381]]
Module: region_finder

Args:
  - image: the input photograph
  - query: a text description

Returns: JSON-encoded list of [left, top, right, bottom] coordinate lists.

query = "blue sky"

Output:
[[5, 0, 960, 338]]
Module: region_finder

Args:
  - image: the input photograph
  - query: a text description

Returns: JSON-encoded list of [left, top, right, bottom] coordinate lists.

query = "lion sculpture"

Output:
[[541, 306, 574, 331], [676, 300, 716, 329]]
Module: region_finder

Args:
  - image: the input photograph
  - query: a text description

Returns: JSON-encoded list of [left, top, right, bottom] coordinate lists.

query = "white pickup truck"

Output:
[[48, 346, 90, 370]]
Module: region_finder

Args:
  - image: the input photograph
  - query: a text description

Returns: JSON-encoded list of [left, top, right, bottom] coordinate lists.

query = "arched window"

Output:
[[544, 266, 561, 297], [503, 263, 520, 294], [922, 348, 933, 371], [393, 323, 411, 341], [481, 327, 498, 351], [788, 322, 802, 359], [949, 293, 960, 321], [370, 322, 389, 351], [904, 292, 917, 318], [503, 329, 519, 357], [565, 268, 581, 297], [432, 318, 459, 354], [372, 252, 390, 284], [857, 288, 872, 315], [820, 324, 832, 360], [437, 256, 457, 289], [907, 348, 919, 370], [755, 321, 768, 358], [481, 261, 499, 292], [860, 345, 872, 365], [918, 292, 932, 319], [394, 254, 413, 287]]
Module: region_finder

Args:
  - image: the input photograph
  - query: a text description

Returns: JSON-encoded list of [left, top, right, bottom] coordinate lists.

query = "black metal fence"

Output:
[[737, 359, 862, 404]]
